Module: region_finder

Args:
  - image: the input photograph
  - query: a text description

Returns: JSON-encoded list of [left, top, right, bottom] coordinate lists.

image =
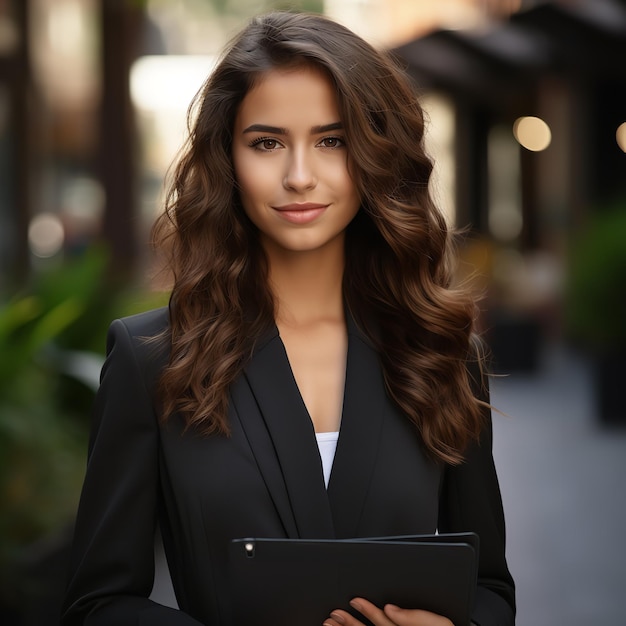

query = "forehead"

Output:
[[235, 66, 340, 127]]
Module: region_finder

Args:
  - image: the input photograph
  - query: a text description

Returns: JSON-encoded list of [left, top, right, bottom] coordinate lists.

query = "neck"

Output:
[[265, 239, 346, 327]]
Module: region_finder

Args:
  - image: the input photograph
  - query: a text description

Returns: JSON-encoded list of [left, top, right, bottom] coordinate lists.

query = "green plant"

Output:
[[0, 247, 168, 599], [566, 199, 626, 348]]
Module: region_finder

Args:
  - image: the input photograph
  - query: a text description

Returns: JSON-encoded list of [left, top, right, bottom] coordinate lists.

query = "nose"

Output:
[[283, 147, 317, 192]]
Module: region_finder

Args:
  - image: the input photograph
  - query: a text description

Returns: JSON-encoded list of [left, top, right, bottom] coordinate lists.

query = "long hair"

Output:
[[152, 11, 486, 464]]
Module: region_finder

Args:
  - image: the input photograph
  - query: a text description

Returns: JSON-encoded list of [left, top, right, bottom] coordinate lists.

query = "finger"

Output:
[[323, 609, 364, 626], [349, 598, 396, 626], [383, 604, 453, 626]]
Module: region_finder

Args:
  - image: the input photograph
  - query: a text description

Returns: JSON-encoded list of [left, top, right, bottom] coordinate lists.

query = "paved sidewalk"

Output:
[[490, 345, 626, 626]]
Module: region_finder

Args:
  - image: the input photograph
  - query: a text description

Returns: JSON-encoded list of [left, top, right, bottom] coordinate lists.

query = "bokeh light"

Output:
[[28, 213, 65, 258], [513, 116, 552, 152], [616, 122, 626, 153]]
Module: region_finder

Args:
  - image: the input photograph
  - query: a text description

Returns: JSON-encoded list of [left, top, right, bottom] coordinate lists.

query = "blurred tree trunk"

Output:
[[98, 0, 144, 280], [4, 0, 32, 286]]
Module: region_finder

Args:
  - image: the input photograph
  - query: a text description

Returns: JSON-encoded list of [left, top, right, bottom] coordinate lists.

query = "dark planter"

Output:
[[594, 349, 626, 425], [485, 310, 542, 375]]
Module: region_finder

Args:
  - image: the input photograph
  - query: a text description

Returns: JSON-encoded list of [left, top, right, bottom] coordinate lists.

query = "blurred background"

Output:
[[0, 0, 625, 624]]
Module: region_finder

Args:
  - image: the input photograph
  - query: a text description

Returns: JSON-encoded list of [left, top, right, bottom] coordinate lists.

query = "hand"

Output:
[[323, 597, 454, 626]]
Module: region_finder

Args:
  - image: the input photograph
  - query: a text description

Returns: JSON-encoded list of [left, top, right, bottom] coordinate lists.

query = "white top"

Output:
[[315, 431, 339, 488]]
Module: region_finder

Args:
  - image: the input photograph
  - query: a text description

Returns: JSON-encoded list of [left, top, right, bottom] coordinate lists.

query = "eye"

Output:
[[249, 137, 282, 152], [317, 136, 345, 149]]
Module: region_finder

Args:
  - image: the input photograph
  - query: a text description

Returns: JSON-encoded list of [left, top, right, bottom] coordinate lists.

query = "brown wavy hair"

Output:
[[151, 11, 487, 464]]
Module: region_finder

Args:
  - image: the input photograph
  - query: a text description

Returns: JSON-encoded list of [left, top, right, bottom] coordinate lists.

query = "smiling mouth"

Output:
[[272, 203, 328, 224], [273, 203, 329, 212]]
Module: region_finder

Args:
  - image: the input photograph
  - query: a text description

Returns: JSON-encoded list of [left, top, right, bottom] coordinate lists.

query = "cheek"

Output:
[[324, 158, 359, 200], [235, 164, 264, 205], [336, 171, 360, 208], [234, 154, 279, 206]]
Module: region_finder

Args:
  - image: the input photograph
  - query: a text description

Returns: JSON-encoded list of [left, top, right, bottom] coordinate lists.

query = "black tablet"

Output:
[[228, 533, 478, 626]]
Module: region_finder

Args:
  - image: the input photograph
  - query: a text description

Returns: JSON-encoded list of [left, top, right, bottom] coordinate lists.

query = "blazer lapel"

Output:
[[229, 373, 299, 539], [240, 329, 335, 539], [327, 315, 386, 538]]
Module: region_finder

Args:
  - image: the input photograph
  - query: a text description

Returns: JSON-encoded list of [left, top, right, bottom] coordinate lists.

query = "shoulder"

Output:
[[114, 306, 170, 340], [107, 306, 170, 353], [104, 307, 170, 391]]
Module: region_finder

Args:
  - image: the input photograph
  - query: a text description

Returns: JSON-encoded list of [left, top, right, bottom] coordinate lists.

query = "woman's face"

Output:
[[232, 65, 360, 258]]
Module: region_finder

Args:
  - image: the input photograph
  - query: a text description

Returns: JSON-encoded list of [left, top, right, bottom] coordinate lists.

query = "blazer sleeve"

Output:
[[438, 362, 516, 626], [61, 319, 203, 626]]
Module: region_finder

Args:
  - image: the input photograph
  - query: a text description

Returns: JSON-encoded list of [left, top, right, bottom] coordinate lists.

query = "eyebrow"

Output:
[[242, 122, 343, 135]]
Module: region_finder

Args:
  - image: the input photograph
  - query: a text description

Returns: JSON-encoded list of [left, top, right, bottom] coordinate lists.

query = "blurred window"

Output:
[[488, 124, 522, 242]]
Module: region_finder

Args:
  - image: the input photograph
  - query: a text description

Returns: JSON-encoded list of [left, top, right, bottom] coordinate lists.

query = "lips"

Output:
[[272, 203, 329, 224]]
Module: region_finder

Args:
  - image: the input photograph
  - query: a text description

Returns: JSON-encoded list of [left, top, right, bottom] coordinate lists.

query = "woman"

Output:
[[61, 11, 515, 626]]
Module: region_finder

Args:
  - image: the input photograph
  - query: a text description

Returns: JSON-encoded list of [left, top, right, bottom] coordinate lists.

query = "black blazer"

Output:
[[61, 307, 515, 626]]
